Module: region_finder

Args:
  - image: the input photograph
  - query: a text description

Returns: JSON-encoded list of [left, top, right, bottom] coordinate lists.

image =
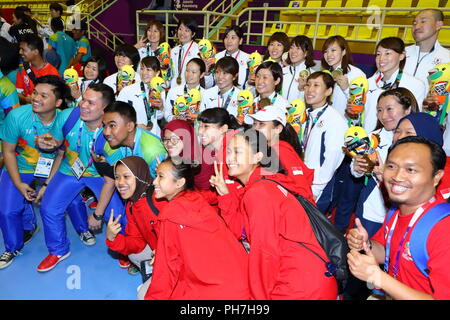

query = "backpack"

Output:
[[256, 177, 349, 294], [61, 107, 106, 153], [385, 202, 450, 277]]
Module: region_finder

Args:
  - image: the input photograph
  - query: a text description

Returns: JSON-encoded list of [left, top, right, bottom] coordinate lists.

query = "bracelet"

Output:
[[367, 240, 373, 250], [92, 212, 103, 221], [42, 182, 48, 187]]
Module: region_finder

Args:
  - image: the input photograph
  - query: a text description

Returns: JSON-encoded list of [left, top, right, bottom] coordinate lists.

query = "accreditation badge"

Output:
[[71, 157, 86, 180], [34, 157, 54, 178]]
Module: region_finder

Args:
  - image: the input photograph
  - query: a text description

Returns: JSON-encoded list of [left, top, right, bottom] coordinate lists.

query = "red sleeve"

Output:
[[15, 70, 25, 92], [426, 216, 450, 299], [371, 216, 388, 247], [436, 157, 450, 199], [217, 190, 245, 240], [278, 143, 315, 203], [105, 210, 147, 256], [243, 184, 282, 300], [145, 220, 183, 300]]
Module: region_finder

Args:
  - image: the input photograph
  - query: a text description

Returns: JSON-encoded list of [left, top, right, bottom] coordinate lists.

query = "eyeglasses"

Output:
[[162, 136, 181, 145]]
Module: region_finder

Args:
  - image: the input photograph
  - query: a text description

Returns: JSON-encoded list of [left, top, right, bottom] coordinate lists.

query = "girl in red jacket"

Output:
[[145, 158, 250, 300], [244, 104, 315, 203], [213, 128, 338, 299], [162, 119, 214, 190], [106, 156, 166, 298]]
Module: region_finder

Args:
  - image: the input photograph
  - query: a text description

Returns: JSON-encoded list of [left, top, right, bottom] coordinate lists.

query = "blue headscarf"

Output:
[[397, 112, 443, 147]]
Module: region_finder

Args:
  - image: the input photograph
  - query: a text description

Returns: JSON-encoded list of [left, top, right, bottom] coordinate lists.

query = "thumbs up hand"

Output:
[[347, 218, 370, 251]]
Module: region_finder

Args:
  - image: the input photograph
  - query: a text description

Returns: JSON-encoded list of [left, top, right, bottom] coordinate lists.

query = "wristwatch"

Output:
[[92, 212, 103, 221]]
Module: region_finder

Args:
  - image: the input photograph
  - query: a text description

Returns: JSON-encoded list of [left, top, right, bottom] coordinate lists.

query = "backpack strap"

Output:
[[146, 191, 160, 216], [62, 106, 81, 138], [409, 202, 450, 277]]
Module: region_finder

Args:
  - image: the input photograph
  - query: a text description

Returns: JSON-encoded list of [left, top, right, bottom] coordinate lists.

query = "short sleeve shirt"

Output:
[[0, 104, 59, 173]]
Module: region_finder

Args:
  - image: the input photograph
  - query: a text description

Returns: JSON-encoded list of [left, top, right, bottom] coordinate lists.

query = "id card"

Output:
[[34, 157, 54, 178], [71, 157, 86, 180]]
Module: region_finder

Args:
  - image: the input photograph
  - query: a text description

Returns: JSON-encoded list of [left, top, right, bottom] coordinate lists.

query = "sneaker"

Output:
[[37, 252, 71, 273], [128, 264, 140, 275], [119, 257, 131, 269], [24, 225, 40, 245], [0, 251, 21, 269], [79, 231, 96, 246]]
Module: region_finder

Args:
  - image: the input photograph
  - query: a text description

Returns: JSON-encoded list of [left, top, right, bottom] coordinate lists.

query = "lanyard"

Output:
[[76, 121, 101, 168], [301, 105, 328, 151], [287, 65, 298, 100], [178, 41, 194, 76], [384, 198, 435, 278], [413, 45, 435, 77], [122, 131, 138, 158], [140, 81, 153, 123], [218, 87, 235, 109], [225, 50, 240, 60], [375, 70, 403, 90]]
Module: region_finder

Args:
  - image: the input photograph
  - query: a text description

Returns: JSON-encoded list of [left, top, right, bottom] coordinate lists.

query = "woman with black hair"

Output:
[[282, 35, 316, 103], [204, 25, 249, 89], [253, 61, 290, 111], [8, 7, 37, 43], [200, 56, 241, 117], [212, 128, 338, 299], [144, 157, 249, 300], [245, 105, 314, 203], [103, 44, 141, 94], [170, 17, 200, 88]]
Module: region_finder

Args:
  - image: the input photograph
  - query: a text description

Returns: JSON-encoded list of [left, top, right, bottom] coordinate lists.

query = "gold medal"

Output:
[[299, 69, 310, 79], [331, 68, 343, 80], [176, 76, 182, 85]]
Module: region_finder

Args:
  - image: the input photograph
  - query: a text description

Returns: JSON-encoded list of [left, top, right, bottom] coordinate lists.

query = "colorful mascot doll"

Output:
[[157, 42, 172, 82], [173, 95, 188, 120], [287, 98, 307, 141], [237, 89, 255, 124], [427, 62, 450, 126], [117, 65, 135, 91], [186, 88, 201, 120], [346, 75, 369, 126], [247, 50, 263, 74], [198, 38, 216, 64], [63, 67, 79, 87], [157, 42, 171, 69], [342, 126, 379, 175], [149, 76, 165, 104]]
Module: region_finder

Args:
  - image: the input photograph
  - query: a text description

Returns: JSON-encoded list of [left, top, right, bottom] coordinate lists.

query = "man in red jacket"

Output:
[[347, 136, 450, 299]]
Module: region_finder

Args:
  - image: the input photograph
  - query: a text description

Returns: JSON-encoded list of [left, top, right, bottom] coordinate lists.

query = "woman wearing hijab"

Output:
[[393, 112, 450, 200], [106, 156, 166, 299], [161, 120, 214, 190]]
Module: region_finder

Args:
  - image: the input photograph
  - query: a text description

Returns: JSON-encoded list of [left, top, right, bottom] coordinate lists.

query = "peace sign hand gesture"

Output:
[[106, 209, 122, 242], [209, 161, 230, 196]]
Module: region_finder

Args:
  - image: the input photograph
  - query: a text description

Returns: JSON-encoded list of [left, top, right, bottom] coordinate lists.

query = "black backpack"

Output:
[[257, 177, 349, 294]]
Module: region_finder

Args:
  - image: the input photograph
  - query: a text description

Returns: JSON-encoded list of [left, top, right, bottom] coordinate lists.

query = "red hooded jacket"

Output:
[[145, 190, 250, 300], [272, 140, 315, 203], [218, 167, 338, 300], [105, 194, 167, 254]]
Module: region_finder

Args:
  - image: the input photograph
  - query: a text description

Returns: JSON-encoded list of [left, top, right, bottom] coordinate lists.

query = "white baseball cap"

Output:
[[244, 105, 287, 127]]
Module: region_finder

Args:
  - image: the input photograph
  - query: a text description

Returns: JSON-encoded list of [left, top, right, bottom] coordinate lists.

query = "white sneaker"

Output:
[[80, 231, 96, 246]]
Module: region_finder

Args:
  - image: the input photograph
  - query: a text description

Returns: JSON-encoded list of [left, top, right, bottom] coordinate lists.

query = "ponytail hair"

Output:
[[275, 121, 304, 160], [197, 107, 241, 130], [164, 157, 199, 191]]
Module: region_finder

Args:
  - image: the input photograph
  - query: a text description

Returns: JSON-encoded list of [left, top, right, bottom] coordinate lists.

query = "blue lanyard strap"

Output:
[[301, 105, 328, 150], [383, 199, 434, 278], [218, 87, 236, 109], [76, 121, 101, 168]]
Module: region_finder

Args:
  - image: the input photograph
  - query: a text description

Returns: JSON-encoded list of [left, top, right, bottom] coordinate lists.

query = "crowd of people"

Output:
[[0, 4, 450, 300]]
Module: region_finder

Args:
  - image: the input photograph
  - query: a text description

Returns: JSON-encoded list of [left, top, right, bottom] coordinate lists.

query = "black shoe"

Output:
[[24, 225, 40, 245], [0, 250, 21, 269]]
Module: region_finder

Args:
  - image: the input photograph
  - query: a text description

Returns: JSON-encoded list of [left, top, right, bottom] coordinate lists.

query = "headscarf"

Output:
[[397, 113, 444, 147], [114, 156, 152, 203], [162, 119, 203, 165], [162, 120, 214, 190]]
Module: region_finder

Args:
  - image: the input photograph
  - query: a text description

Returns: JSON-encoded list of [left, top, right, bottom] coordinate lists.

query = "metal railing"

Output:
[[137, 6, 450, 51]]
